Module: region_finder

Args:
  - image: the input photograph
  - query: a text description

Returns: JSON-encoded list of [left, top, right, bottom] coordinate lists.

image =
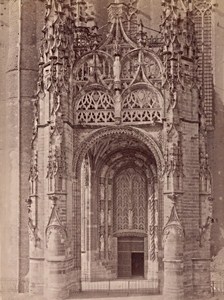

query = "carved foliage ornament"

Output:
[[31, 95, 40, 148], [29, 150, 38, 195], [47, 143, 67, 182], [26, 197, 40, 247]]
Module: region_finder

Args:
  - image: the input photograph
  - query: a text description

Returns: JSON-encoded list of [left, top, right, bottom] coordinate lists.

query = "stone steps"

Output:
[[90, 254, 116, 280]]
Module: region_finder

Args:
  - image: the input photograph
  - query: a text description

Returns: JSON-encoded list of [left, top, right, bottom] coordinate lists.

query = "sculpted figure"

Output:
[[108, 209, 112, 226], [100, 209, 104, 226], [128, 209, 133, 229], [108, 234, 112, 252], [100, 234, 104, 252], [113, 55, 121, 82]]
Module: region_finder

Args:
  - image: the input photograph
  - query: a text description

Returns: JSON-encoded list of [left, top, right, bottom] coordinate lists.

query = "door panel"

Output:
[[118, 237, 144, 278], [131, 253, 144, 276], [118, 251, 131, 278]]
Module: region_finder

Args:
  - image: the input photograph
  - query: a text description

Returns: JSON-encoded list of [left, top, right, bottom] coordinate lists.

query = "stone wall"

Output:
[[0, 0, 45, 293], [0, 0, 18, 292], [210, 0, 224, 278], [0, 0, 224, 297]]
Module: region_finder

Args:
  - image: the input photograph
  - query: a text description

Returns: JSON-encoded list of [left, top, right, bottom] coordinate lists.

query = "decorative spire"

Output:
[[161, 0, 197, 59], [161, 0, 198, 100], [136, 19, 147, 47], [73, 0, 88, 27]]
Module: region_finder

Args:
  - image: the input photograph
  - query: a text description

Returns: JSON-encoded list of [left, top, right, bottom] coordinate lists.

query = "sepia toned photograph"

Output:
[[0, 0, 224, 299]]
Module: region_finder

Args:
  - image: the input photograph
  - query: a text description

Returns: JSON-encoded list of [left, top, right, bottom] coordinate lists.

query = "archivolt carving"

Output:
[[73, 127, 164, 177]]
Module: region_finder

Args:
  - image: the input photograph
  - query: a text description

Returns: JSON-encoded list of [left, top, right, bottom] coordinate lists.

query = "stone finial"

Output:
[[137, 19, 147, 47]]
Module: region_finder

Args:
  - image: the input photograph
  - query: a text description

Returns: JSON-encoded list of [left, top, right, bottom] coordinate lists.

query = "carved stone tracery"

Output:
[[71, 1, 164, 127], [76, 90, 115, 124], [114, 167, 147, 232], [122, 88, 163, 124]]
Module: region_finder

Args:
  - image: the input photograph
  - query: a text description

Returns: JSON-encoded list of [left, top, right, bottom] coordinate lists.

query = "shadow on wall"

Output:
[[210, 90, 224, 280]]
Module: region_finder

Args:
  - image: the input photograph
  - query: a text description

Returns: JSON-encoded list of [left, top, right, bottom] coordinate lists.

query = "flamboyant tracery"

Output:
[[27, 0, 213, 299]]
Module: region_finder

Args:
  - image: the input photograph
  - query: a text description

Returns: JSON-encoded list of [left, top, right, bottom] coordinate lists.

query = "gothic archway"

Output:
[[74, 127, 164, 287], [73, 126, 164, 176]]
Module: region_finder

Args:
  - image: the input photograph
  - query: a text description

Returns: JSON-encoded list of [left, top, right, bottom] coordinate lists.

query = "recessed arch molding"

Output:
[[73, 126, 164, 177]]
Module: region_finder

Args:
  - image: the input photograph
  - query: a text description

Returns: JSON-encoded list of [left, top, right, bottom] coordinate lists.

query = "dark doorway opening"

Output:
[[117, 237, 144, 278], [131, 252, 144, 277]]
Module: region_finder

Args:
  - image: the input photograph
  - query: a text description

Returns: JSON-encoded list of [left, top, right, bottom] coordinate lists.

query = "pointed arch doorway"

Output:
[[75, 128, 163, 288], [114, 167, 147, 278]]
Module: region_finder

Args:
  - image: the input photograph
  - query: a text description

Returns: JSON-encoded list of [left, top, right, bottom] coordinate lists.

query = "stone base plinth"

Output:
[[163, 259, 184, 300], [29, 258, 44, 295]]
